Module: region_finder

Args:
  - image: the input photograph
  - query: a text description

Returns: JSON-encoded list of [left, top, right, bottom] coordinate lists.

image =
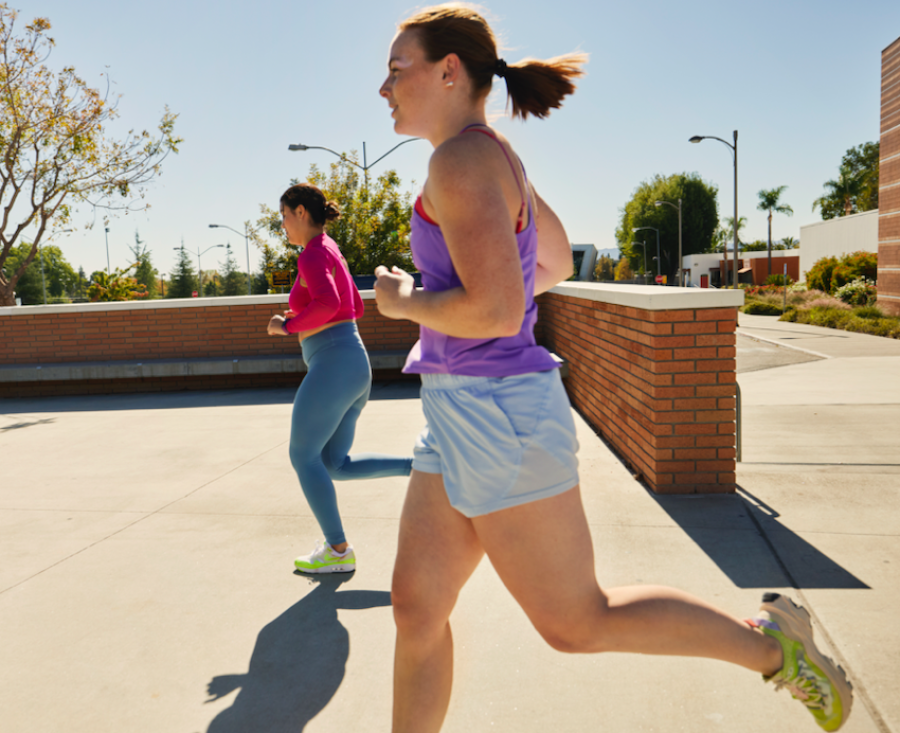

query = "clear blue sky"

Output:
[[21, 0, 900, 278]]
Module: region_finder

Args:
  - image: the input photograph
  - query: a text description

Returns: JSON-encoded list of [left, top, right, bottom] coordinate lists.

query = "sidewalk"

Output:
[[0, 316, 897, 733]]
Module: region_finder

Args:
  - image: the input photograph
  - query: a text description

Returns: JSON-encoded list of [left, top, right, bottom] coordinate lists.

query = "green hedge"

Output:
[[743, 301, 784, 315]]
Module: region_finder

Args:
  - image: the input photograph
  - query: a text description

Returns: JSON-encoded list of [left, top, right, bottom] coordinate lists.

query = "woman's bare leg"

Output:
[[473, 486, 783, 674], [391, 470, 485, 733]]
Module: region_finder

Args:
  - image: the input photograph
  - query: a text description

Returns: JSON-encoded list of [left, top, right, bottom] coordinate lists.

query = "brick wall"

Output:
[[880, 35, 900, 316], [537, 283, 742, 494], [0, 293, 419, 366], [3, 284, 743, 494]]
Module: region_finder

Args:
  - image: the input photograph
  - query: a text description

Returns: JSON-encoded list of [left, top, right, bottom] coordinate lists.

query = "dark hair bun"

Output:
[[323, 200, 341, 222]]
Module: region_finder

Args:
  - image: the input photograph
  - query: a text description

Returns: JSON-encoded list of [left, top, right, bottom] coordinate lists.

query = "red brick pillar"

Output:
[[537, 283, 743, 494]]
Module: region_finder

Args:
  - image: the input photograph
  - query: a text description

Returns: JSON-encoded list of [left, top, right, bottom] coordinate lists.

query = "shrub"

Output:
[[806, 251, 878, 294], [743, 301, 784, 315], [806, 256, 838, 292], [805, 297, 851, 311], [835, 277, 877, 306], [765, 273, 794, 287], [854, 305, 884, 319]]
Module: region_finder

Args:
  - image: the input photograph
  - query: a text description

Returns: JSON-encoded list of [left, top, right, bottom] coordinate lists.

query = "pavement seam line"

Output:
[[738, 492, 892, 733], [736, 329, 832, 360], [0, 441, 288, 597]]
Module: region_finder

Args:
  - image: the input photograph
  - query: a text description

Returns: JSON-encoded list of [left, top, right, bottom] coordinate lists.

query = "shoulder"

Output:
[[297, 241, 329, 268], [426, 131, 516, 202], [429, 131, 502, 180]]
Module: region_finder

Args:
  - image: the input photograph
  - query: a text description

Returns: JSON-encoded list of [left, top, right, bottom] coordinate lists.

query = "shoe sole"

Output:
[[294, 563, 356, 574], [761, 593, 853, 729]]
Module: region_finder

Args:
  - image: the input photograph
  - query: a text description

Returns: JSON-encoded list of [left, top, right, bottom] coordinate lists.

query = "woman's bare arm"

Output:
[[531, 186, 574, 295], [375, 134, 526, 338]]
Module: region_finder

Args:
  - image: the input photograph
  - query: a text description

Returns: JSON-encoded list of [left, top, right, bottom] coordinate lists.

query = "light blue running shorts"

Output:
[[413, 369, 579, 517]]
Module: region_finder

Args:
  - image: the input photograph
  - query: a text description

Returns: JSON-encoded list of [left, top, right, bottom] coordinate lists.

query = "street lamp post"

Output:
[[174, 244, 224, 297], [655, 198, 682, 286], [287, 138, 423, 189], [208, 223, 263, 295], [632, 226, 661, 279], [690, 130, 738, 288], [104, 226, 111, 277]]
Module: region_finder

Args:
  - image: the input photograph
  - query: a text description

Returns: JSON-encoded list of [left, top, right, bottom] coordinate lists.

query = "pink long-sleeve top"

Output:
[[283, 233, 364, 334]]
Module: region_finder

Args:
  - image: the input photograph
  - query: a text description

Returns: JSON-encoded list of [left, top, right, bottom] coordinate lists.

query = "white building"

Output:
[[798, 209, 878, 279]]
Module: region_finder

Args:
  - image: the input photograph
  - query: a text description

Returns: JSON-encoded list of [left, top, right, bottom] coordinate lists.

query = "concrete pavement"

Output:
[[0, 315, 897, 733]]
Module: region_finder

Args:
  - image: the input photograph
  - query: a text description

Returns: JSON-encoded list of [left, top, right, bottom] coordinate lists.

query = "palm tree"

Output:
[[780, 236, 798, 250], [757, 186, 793, 276], [813, 165, 866, 219], [721, 216, 747, 249]]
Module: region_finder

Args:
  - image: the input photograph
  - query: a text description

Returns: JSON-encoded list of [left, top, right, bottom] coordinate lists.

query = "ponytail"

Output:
[[498, 54, 587, 120], [399, 3, 587, 120]]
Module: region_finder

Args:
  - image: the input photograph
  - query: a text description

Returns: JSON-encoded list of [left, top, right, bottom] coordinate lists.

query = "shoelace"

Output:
[[774, 657, 830, 711], [305, 540, 327, 562]]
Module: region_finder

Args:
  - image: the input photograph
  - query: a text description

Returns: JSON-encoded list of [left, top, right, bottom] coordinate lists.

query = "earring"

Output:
[[445, 81, 454, 87]]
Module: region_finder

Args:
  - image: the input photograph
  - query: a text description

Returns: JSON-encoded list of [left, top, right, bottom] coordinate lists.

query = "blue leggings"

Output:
[[289, 322, 412, 547]]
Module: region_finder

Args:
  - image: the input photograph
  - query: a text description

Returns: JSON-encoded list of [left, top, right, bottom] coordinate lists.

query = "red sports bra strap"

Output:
[[461, 124, 527, 232]]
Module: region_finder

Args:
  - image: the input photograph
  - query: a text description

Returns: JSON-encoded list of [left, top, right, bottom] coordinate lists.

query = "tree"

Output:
[[128, 230, 158, 298], [614, 257, 634, 281], [1, 239, 75, 303], [812, 141, 878, 220], [757, 185, 793, 276], [219, 244, 248, 296], [167, 244, 197, 298], [593, 254, 615, 281], [73, 266, 89, 301], [721, 216, 747, 247], [616, 173, 718, 283], [780, 236, 798, 250], [203, 273, 220, 297], [842, 142, 879, 212], [813, 165, 865, 219], [0, 6, 181, 306], [88, 263, 147, 301], [251, 153, 414, 282]]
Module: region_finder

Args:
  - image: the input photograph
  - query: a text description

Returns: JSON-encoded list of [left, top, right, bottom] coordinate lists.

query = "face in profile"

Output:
[[281, 204, 304, 245], [380, 30, 440, 137]]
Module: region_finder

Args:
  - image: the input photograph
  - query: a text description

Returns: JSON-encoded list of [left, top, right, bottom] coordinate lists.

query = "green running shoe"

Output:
[[749, 593, 852, 732], [294, 541, 356, 574]]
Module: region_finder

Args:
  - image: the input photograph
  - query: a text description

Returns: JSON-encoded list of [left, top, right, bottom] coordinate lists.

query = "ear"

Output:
[[440, 53, 462, 85]]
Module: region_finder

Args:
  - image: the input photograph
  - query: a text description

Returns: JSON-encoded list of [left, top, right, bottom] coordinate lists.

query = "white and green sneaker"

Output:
[[294, 541, 356, 574], [749, 593, 852, 732]]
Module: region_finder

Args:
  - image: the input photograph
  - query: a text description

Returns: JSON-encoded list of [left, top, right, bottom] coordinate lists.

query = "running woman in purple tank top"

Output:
[[373, 6, 852, 732]]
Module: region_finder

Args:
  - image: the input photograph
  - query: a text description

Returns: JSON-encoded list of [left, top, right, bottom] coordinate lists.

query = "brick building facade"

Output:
[[880, 35, 900, 315]]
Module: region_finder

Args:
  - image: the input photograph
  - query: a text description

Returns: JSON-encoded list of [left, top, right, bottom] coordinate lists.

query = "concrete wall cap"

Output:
[[548, 282, 744, 310]]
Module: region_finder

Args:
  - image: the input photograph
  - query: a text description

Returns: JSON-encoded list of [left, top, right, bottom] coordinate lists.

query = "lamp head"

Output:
[[689, 136, 704, 143], [654, 201, 662, 207], [208, 224, 218, 228], [288, 144, 309, 151]]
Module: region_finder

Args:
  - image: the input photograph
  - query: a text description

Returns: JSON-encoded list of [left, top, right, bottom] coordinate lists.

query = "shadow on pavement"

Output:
[[650, 489, 869, 590], [205, 574, 391, 733]]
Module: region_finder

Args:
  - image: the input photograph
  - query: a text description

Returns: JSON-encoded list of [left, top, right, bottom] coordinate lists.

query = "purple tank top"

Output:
[[402, 160, 559, 377]]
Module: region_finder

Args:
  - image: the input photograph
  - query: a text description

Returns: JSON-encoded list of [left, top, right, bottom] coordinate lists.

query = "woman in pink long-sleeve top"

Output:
[[267, 182, 412, 574]]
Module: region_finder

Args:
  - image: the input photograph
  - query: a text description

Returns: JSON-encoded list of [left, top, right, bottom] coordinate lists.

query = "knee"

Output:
[[322, 455, 347, 480], [530, 597, 612, 654], [288, 442, 315, 475], [391, 573, 453, 638]]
